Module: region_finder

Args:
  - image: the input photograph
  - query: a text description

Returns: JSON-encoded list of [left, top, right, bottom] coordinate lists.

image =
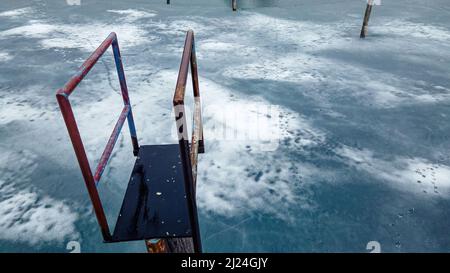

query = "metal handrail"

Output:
[[56, 32, 139, 241], [172, 29, 204, 253]]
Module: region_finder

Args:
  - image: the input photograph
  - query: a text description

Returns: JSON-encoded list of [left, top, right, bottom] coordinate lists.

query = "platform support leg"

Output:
[[179, 138, 203, 253]]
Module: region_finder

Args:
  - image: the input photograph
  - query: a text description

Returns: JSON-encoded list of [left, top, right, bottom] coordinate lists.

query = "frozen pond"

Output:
[[0, 0, 449, 252]]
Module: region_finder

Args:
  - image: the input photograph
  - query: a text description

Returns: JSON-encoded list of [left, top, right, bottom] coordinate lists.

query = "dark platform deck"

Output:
[[108, 144, 192, 243]]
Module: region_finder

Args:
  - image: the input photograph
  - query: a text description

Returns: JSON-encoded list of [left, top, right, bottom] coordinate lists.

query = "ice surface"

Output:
[[0, 149, 79, 246], [0, 0, 449, 252]]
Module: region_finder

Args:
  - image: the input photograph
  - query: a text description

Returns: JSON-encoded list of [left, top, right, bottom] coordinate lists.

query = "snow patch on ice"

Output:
[[186, 75, 323, 218], [354, 77, 450, 107], [223, 53, 325, 83], [0, 149, 79, 245], [43, 22, 156, 51], [0, 7, 33, 18], [107, 9, 157, 22], [0, 89, 51, 125], [337, 146, 450, 196], [0, 52, 13, 62], [0, 21, 57, 38], [0, 20, 157, 52], [375, 19, 450, 42], [200, 40, 238, 51], [241, 12, 345, 50]]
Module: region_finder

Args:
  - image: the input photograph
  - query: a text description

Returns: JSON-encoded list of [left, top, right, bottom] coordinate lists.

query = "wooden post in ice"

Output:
[[360, 0, 374, 38], [145, 239, 169, 253], [145, 238, 195, 253], [232, 0, 237, 11], [145, 238, 194, 253]]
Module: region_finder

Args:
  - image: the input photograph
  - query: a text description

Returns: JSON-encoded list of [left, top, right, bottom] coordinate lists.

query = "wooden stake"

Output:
[[145, 239, 169, 253], [360, 0, 374, 38], [145, 238, 195, 253]]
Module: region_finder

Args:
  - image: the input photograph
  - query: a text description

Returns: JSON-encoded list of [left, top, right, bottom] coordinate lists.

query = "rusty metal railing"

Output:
[[56, 32, 138, 242], [57, 30, 205, 253], [172, 29, 204, 253]]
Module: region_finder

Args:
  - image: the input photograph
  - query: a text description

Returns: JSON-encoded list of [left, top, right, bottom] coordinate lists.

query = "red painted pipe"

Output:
[[94, 105, 130, 184], [57, 33, 116, 97], [56, 94, 111, 240]]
